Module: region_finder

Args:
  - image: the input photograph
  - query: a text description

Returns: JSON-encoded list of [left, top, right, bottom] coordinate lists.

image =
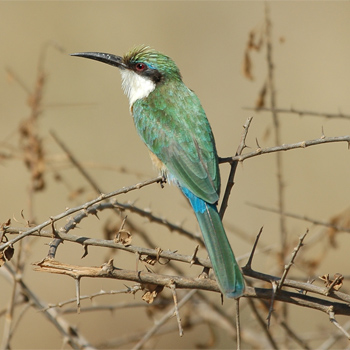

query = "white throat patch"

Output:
[[120, 70, 156, 108]]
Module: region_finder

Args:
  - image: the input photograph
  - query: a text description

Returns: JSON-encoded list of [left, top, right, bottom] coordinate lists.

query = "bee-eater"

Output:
[[71, 46, 245, 298]]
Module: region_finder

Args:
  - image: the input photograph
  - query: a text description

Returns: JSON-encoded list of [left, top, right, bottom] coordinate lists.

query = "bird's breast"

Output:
[[149, 151, 168, 176]]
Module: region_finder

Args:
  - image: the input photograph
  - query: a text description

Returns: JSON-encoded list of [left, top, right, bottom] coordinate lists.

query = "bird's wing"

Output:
[[133, 83, 220, 204]]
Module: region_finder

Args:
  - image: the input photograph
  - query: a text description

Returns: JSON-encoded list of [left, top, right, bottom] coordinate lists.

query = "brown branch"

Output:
[[4, 263, 94, 349], [328, 306, 350, 340], [264, 4, 288, 267], [277, 230, 308, 291], [247, 298, 279, 349], [242, 266, 350, 304], [220, 135, 350, 164], [32, 259, 350, 317], [6, 227, 213, 269], [50, 130, 102, 194], [0, 176, 163, 252], [219, 116, 253, 218], [247, 203, 350, 233], [244, 106, 350, 121], [129, 290, 197, 350]]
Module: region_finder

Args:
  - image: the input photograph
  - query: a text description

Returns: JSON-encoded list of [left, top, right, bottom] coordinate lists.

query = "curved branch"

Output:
[[33, 259, 350, 316], [220, 135, 350, 164]]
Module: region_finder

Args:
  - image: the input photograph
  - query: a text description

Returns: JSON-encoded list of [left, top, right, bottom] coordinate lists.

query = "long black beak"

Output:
[[70, 52, 127, 69]]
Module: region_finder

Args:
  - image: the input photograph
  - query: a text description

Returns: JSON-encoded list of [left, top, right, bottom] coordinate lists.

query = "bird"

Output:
[[71, 46, 245, 298]]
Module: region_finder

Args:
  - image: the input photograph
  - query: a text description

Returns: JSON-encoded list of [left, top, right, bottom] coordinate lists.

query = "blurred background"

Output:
[[1, 2, 350, 349]]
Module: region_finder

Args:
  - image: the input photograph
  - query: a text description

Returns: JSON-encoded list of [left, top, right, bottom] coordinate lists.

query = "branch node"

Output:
[[101, 259, 115, 274]]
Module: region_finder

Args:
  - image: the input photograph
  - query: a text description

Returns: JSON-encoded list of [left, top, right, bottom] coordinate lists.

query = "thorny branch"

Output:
[[2, 116, 350, 348], [32, 258, 350, 317], [0, 175, 163, 252], [219, 116, 253, 218], [220, 135, 350, 164], [245, 106, 350, 121]]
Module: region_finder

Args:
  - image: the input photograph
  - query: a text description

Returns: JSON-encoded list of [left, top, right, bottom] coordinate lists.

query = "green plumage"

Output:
[[133, 80, 220, 204]]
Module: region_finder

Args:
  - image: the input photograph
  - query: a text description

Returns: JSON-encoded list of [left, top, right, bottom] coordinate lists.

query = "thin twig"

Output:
[[169, 283, 183, 336], [277, 230, 308, 291], [247, 298, 279, 349], [4, 263, 95, 350], [0, 176, 163, 252], [247, 203, 350, 233], [219, 135, 350, 164], [219, 116, 253, 218], [50, 130, 102, 193], [319, 320, 350, 350], [245, 226, 264, 269], [132, 290, 197, 350], [244, 106, 350, 121], [328, 306, 350, 339], [264, 4, 288, 276], [267, 281, 278, 328], [257, 298, 311, 349], [44, 285, 142, 311]]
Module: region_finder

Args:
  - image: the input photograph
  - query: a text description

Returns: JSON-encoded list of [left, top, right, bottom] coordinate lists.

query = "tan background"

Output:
[[1, 1, 350, 349]]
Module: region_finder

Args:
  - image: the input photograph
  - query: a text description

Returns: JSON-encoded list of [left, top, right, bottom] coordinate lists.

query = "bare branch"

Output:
[[6, 228, 213, 269], [278, 230, 308, 291], [328, 306, 350, 340], [32, 259, 350, 317], [220, 135, 350, 164], [244, 106, 350, 121], [0, 176, 163, 252], [132, 290, 197, 350], [219, 116, 253, 218], [247, 203, 350, 233], [4, 263, 95, 350]]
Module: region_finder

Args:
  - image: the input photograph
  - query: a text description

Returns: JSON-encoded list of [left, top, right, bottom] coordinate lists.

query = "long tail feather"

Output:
[[182, 188, 245, 298]]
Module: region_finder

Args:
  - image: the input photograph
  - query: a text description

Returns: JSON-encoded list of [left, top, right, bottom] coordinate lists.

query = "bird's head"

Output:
[[71, 46, 182, 107]]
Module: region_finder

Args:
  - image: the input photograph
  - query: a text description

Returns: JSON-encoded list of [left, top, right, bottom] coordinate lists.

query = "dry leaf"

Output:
[[243, 50, 254, 81], [256, 81, 267, 108], [140, 255, 157, 266], [4, 246, 14, 261], [114, 230, 132, 246], [141, 283, 164, 304], [319, 273, 344, 291]]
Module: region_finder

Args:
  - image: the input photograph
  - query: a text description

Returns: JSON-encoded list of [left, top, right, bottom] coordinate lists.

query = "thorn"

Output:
[[255, 138, 261, 148], [190, 245, 199, 267], [81, 245, 88, 259], [243, 226, 264, 271]]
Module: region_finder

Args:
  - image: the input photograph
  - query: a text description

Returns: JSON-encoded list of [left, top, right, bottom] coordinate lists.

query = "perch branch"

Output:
[[220, 135, 350, 164], [219, 116, 253, 218]]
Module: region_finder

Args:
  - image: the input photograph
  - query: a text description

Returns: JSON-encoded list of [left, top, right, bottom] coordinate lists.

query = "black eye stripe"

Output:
[[131, 62, 163, 84]]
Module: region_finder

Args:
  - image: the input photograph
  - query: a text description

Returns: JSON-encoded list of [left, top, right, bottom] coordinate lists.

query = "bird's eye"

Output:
[[135, 63, 146, 71]]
